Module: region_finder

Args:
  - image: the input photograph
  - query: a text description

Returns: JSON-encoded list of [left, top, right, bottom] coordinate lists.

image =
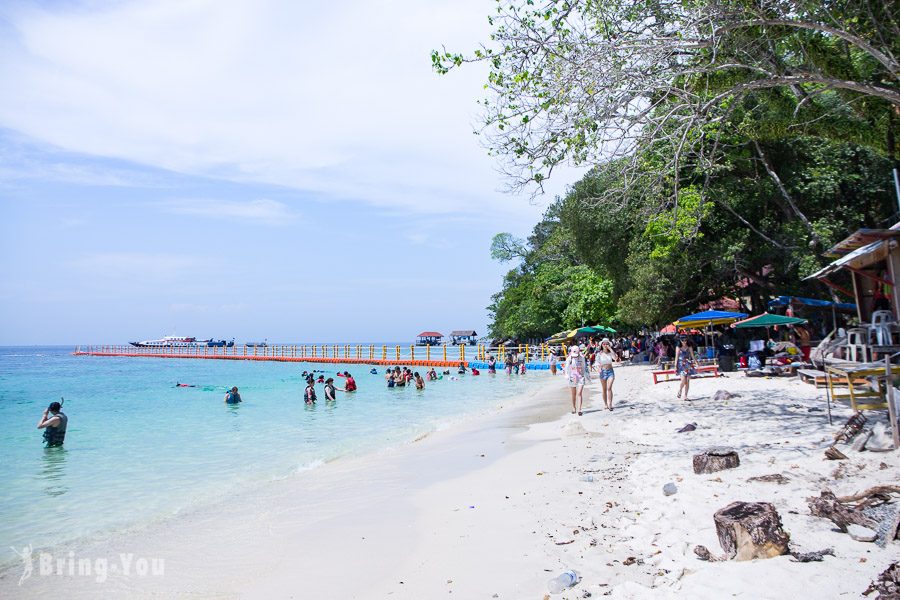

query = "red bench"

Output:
[[652, 364, 720, 384]]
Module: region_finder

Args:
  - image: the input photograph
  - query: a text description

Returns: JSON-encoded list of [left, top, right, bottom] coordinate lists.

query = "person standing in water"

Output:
[[224, 386, 242, 404], [487, 355, 496, 374], [37, 401, 67, 447], [414, 372, 425, 390], [596, 339, 616, 411], [304, 380, 317, 404], [565, 345, 590, 416], [324, 378, 338, 401], [674, 336, 697, 401]]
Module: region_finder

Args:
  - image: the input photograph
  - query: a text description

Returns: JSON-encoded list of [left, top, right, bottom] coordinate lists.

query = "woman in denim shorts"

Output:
[[596, 338, 616, 411]]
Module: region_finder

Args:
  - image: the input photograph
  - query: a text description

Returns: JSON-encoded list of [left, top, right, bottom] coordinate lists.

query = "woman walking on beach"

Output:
[[565, 345, 590, 415], [674, 337, 696, 401], [596, 339, 616, 410], [549, 348, 558, 375]]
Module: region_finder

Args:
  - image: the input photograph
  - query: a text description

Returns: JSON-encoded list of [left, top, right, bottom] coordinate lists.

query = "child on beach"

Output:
[[565, 345, 590, 416]]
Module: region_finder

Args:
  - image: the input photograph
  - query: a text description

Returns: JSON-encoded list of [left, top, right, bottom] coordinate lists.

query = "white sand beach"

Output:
[[3, 366, 898, 599]]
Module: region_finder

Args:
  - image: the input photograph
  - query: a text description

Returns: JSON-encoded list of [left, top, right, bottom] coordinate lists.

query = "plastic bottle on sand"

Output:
[[547, 570, 579, 594]]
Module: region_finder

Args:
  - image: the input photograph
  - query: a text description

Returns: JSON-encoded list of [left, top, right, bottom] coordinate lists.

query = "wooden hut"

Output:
[[449, 330, 478, 345], [415, 331, 444, 346]]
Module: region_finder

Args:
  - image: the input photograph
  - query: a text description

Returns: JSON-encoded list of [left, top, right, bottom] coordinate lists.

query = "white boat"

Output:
[[130, 336, 212, 348]]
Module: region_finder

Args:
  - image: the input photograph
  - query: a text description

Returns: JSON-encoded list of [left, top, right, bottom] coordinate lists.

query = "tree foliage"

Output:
[[434, 0, 900, 203], [443, 0, 900, 338]]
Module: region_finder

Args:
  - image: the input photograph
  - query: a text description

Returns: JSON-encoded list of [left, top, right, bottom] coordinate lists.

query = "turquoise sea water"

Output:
[[0, 346, 535, 566]]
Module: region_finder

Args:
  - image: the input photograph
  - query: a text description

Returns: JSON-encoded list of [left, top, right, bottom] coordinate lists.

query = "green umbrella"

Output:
[[732, 313, 808, 328], [589, 325, 617, 334]]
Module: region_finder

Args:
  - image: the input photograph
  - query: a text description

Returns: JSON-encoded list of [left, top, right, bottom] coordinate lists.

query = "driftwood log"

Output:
[[808, 490, 879, 531], [825, 446, 848, 460], [862, 562, 899, 598], [693, 447, 740, 474], [713, 501, 790, 560]]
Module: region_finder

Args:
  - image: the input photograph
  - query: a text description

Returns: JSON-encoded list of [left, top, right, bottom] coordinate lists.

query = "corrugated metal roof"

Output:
[[806, 239, 888, 279], [824, 228, 900, 258]]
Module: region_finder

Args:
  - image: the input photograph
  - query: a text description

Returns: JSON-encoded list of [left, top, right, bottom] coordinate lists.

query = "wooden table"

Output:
[[825, 362, 900, 411]]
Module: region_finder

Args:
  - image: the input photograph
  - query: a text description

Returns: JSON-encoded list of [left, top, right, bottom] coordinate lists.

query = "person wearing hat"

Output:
[[548, 347, 558, 376], [565, 344, 591, 415], [324, 378, 338, 401], [597, 338, 617, 410]]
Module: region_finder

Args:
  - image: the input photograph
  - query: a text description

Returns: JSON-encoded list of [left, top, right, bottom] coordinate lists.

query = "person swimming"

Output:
[[457, 362, 466, 374], [224, 386, 242, 404]]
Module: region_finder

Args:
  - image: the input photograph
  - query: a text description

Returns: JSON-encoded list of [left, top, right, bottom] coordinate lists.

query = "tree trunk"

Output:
[[693, 447, 740, 474], [714, 501, 790, 560]]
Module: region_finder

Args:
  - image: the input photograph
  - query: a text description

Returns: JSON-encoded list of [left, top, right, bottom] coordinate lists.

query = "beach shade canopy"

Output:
[[732, 313, 808, 328], [767, 295, 856, 312], [659, 323, 677, 334]]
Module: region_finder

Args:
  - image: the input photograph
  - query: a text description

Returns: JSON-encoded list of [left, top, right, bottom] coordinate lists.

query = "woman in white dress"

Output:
[[565, 345, 590, 415]]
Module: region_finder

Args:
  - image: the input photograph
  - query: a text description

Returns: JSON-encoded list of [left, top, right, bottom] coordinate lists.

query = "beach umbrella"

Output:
[[676, 310, 748, 351], [732, 313, 808, 329], [677, 310, 748, 323], [588, 324, 617, 334], [546, 330, 574, 344]]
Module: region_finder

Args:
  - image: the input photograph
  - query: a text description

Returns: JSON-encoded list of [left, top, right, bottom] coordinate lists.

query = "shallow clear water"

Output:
[[0, 346, 535, 565]]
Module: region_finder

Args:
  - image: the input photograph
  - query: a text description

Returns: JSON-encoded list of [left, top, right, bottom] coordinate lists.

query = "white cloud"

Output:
[[162, 199, 298, 225], [0, 0, 567, 219]]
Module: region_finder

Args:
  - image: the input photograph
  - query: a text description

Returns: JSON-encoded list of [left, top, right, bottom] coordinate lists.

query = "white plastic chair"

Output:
[[846, 328, 870, 362], [868, 310, 894, 346]]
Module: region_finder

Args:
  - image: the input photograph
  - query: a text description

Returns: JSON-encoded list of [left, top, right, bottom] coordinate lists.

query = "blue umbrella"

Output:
[[677, 310, 748, 322]]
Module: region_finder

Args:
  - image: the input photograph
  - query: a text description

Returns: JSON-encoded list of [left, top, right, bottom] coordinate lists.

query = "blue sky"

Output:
[[0, 0, 582, 344]]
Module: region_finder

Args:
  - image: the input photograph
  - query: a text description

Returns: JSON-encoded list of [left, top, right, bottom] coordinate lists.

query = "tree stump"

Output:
[[693, 447, 740, 474], [713, 501, 790, 560]]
